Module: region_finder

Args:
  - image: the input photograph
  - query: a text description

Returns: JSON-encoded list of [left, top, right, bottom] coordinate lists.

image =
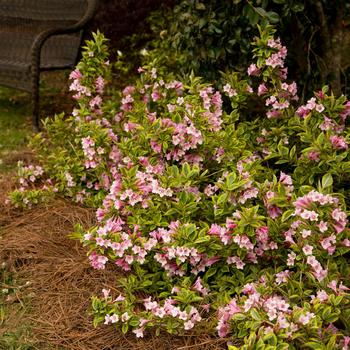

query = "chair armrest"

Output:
[[30, 0, 98, 74]]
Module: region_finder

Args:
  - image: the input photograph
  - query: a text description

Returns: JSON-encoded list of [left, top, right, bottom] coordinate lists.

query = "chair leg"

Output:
[[31, 70, 40, 132]]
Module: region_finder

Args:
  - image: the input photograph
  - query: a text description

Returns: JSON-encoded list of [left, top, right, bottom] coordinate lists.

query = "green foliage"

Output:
[[143, 0, 304, 81], [10, 29, 350, 349]]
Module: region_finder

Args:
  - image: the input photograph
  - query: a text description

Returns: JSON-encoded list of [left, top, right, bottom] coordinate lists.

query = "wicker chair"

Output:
[[0, 0, 99, 130]]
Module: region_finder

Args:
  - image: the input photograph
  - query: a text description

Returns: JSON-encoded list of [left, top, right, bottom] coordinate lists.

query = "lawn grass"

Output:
[[0, 71, 72, 173], [0, 87, 32, 172], [0, 270, 36, 350]]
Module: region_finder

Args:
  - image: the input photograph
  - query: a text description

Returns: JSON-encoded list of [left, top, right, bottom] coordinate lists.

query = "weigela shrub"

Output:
[[11, 27, 350, 349]]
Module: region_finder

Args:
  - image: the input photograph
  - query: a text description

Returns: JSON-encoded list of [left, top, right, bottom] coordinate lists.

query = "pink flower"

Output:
[[193, 277, 209, 296], [114, 294, 125, 302], [95, 76, 105, 94], [302, 245, 313, 256], [340, 101, 350, 121], [332, 208, 347, 222], [315, 104, 325, 113], [133, 328, 144, 338], [275, 270, 290, 285], [258, 83, 268, 96], [343, 239, 350, 247], [320, 235, 336, 255], [268, 205, 282, 219], [151, 90, 161, 101], [299, 312, 315, 325], [102, 288, 110, 299], [247, 64, 260, 76], [223, 83, 237, 97], [299, 209, 319, 221], [266, 53, 284, 68], [69, 69, 82, 80], [330, 135, 348, 150], [121, 312, 130, 322], [296, 106, 310, 118], [110, 314, 119, 323], [316, 290, 329, 302], [242, 283, 257, 295], [256, 226, 269, 243], [104, 313, 119, 325], [88, 252, 108, 269], [227, 256, 245, 269], [167, 104, 176, 112], [184, 320, 195, 330], [318, 221, 328, 233], [122, 85, 135, 95], [301, 229, 311, 238], [341, 336, 350, 350], [267, 38, 282, 49], [89, 95, 102, 108], [280, 172, 293, 186], [150, 140, 162, 153], [287, 252, 296, 266]]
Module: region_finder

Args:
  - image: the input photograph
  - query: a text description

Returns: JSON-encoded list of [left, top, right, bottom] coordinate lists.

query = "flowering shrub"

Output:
[[11, 27, 350, 348]]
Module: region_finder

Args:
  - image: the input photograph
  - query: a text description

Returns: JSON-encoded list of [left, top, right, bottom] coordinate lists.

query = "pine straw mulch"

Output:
[[0, 173, 227, 350]]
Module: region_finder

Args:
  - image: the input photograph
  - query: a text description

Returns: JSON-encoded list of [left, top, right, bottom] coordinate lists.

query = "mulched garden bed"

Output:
[[0, 174, 226, 350]]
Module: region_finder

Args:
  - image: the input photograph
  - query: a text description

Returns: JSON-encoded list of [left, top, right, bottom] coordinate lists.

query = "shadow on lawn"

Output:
[[0, 71, 74, 172]]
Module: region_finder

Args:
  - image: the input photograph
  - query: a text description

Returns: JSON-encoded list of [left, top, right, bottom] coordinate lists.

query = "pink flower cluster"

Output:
[[217, 284, 310, 339], [170, 120, 203, 157], [293, 190, 338, 216], [223, 83, 237, 97], [200, 87, 224, 131], [18, 164, 44, 188], [143, 297, 202, 331], [155, 245, 201, 276], [296, 97, 325, 118], [330, 135, 348, 150], [208, 220, 236, 245], [85, 217, 160, 271], [69, 69, 91, 100], [286, 190, 349, 280], [81, 136, 100, 169], [88, 251, 108, 269], [265, 38, 287, 69], [263, 173, 294, 219], [217, 299, 241, 337]]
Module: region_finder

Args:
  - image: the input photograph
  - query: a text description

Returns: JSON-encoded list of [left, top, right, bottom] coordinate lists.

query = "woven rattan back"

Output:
[[0, 0, 87, 21]]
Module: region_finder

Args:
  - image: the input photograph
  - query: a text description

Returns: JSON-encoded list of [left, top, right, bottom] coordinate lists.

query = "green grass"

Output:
[[0, 87, 32, 172], [0, 265, 36, 350], [0, 72, 71, 172]]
